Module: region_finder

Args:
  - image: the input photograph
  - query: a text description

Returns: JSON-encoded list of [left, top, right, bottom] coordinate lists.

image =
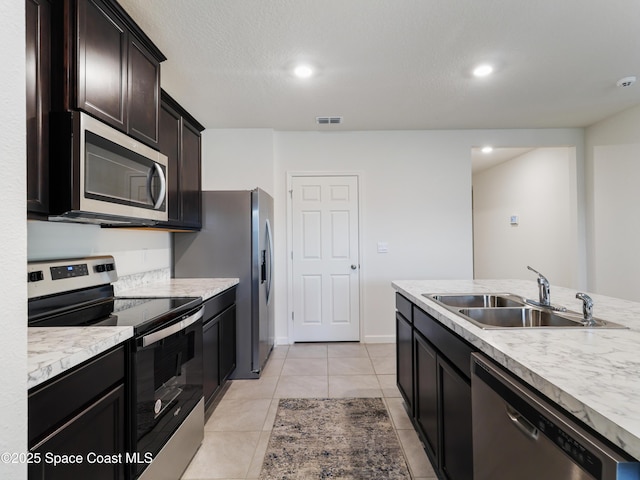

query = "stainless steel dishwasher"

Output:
[[471, 353, 640, 480]]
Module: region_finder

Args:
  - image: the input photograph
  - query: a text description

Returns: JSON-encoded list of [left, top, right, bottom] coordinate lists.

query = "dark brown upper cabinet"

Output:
[[53, 0, 165, 148], [156, 90, 204, 230], [26, 0, 52, 216]]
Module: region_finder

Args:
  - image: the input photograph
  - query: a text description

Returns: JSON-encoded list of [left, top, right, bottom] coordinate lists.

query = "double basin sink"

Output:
[[422, 293, 626, 329]]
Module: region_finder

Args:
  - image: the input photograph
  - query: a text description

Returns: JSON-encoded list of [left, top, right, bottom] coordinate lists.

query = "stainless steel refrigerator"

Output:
[[173, 189, 274, 379]]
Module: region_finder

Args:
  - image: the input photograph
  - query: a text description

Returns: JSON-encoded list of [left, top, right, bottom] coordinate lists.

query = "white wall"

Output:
[[473, 147, 579, 288], [1, 2, 27, 478], [203, 127, 584, 344], [201, 129, 274, 195], [275, 131, 474, 343], [28, 221, 171, 276], [586, 104, 640, 301]]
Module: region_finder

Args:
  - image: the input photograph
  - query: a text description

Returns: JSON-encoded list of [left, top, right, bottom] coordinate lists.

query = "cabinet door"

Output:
[[28, 384, 126, 480], [438, 357, 473, 480], [396, 312, 413, 412], [203, 319, 220, 407], [26, 0, 51, 215], [219, 305, 237, 381], [128, 38, 160, 147], [158, 101, 181, 225], [414, 332, 439, 462], [180, 120, 202, 229], [76, 0, 127, 130]]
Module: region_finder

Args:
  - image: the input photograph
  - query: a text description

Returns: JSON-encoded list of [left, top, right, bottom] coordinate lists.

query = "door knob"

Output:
[[351, 264, 358, 270]]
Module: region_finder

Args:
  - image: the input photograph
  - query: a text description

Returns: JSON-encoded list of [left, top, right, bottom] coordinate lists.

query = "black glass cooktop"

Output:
[[28, 294, 202, 336]]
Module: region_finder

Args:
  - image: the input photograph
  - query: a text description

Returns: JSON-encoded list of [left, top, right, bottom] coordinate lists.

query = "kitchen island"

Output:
[[393, 279, 640, 462]]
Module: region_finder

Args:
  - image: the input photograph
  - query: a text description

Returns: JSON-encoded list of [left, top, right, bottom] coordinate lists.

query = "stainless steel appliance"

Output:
[[49, 111, 168, 225], [28, 256, 204, 480], [471, 353, 640, 480], [173, 188, 274, 379]]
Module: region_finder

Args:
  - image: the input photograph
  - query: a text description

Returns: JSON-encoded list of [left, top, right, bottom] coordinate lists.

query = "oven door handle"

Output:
[[141, 307, 204, 348]]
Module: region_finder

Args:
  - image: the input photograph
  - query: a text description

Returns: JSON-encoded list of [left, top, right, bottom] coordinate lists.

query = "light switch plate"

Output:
[[377, 242, 389, 253]]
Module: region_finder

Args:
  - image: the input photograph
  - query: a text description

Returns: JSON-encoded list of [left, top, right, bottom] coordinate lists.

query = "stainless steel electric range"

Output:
[[28, 255, 205, 480]]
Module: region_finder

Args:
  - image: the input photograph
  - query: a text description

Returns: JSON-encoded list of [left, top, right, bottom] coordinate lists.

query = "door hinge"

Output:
[[291, 312, 294, 322], [289, 189, 293, 198], [291, 251, 293, 260]]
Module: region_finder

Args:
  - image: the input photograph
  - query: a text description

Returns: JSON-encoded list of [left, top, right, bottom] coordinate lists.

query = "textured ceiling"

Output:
[[118, 0, 640, 131]]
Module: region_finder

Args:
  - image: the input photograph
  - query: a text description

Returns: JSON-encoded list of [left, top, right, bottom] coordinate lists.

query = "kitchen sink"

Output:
[[423, 293, 627, 329], [458, 307, 583, 329], [424, 293, 527, 308], [458, 307, 627, 329]]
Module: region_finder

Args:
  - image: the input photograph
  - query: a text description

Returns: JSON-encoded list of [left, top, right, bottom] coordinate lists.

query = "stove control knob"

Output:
[[105, 263, 114, 271], [96, 264, 106, 273], [28, 271, 44, 282]]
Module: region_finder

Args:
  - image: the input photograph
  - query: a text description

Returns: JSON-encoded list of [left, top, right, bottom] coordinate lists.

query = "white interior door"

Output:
[[291, 175, 360, 342]]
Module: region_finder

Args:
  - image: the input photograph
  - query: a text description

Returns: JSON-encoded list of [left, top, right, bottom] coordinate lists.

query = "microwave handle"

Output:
[[141, 307, 204, 348], [147, 162, 167, 210]]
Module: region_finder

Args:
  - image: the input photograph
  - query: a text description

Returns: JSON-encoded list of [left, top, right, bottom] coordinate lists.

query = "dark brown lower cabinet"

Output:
[[396, 311, 413, 412], [202, 288, 237, 414], [28, 345, 126, 480], [219, 305, 237, 384], [439, 356, 473, 480], [414, 331, 438, 461], [396, 293, 475, 480], [29, 385, 125, 480], [203, 314, 221, 406]]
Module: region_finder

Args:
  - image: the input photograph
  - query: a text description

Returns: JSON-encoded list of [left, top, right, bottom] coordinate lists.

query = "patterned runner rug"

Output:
[[259, 398, 411, 479]]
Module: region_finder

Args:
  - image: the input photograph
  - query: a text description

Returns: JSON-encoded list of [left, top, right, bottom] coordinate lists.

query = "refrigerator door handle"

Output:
[[266, 218, 274, 305]]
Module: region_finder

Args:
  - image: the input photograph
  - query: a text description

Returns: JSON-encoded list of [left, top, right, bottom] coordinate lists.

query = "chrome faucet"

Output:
[[527, 266, 551, 306], [576, 292, 595, 326], [525, 266, 567, 311]]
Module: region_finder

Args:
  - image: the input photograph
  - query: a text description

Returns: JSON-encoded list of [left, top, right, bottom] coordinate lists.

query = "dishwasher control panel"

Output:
[[535, 410, 600, 477]]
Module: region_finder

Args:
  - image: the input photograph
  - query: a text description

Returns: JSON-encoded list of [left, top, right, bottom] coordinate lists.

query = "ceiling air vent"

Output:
[[316, 116, 343, 125]]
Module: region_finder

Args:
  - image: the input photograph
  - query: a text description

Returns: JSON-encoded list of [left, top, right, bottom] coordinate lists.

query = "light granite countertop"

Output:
[[28, 326, 133, 390], [117, 277, 239, 301], [392, 279, 640, 460]]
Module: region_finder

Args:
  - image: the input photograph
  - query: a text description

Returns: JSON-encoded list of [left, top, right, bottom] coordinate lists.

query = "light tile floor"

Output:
[[181, 343, 437, 480]]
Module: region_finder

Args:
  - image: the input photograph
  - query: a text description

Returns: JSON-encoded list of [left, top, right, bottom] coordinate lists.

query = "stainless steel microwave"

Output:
[[49, 111, 168, 225]]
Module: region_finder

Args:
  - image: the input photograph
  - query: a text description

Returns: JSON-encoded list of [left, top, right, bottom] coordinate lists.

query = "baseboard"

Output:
[[363, 335, 396, 344], [276, 335, 396, 345]]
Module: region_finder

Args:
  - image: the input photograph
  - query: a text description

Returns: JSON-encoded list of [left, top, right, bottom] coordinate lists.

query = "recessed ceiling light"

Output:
[[473, 64, 494, 78], [481, 146, 493, 154], [293, 64, 314, 79]]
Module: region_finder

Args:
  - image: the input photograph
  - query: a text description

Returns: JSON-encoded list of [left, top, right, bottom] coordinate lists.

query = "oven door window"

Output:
[[135, 320, 203, 459], [85, 131, 165, 210]]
